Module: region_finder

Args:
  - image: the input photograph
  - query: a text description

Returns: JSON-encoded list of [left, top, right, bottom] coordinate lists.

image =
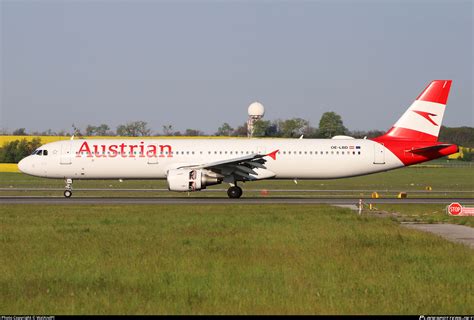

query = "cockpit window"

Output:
[[31, 149, 47, 155]]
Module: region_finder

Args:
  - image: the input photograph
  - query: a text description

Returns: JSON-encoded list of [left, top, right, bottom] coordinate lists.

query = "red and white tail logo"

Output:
[[383, 80, 452, 141]]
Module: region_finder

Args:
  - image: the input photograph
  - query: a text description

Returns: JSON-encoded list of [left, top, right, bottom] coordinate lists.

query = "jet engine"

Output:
[[167, 169, 222, 192]]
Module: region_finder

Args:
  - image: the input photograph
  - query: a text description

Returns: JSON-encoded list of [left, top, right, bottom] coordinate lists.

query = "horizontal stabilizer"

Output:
[[406, 144, 455, 154]]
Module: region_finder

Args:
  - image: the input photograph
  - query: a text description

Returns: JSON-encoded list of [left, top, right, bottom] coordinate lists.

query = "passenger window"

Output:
[[43, 150, 48, 156]]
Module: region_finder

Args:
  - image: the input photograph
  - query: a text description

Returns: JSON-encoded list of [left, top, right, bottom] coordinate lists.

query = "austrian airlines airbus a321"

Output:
[[18, 80, 458, 198]]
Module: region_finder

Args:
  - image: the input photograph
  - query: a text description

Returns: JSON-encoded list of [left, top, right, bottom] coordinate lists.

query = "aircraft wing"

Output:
[[177, 150, 279, 181]]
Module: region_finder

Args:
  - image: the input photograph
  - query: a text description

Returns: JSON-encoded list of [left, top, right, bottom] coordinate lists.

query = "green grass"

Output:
[[1, 166, 473, 198], [374, 204, 474, 227], [1, 204, 472, 314]]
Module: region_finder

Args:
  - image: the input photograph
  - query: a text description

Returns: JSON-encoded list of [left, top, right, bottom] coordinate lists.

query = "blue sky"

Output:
[[1, 0, 472, 134]]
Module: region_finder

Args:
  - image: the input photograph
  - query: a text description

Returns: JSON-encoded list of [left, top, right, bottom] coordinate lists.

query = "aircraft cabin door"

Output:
[[60, 142, 73, 165], [373, 143, 385, 164]]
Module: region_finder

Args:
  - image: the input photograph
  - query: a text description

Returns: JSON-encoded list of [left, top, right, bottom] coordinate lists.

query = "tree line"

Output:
[[1, 111, 473, 164], [3, 118, 473, 147], [0, 138, 42, 163], [1, 112, 349, 138]]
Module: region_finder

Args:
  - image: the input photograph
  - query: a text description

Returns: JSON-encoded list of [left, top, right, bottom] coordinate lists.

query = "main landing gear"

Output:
[[227, 185, 243, 199], [64, 178, 73, 198]]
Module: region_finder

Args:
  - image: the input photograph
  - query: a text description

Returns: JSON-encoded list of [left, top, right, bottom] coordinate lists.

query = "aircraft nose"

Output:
[[18, 158, 26, 173], [18, 157, 33, 175]]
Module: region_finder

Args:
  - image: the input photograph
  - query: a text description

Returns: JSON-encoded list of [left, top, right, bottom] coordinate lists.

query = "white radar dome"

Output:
[[248, 102, 265, 117]]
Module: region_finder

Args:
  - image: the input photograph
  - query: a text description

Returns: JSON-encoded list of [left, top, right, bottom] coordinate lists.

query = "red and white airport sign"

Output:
[[447, 203, 474, 216]]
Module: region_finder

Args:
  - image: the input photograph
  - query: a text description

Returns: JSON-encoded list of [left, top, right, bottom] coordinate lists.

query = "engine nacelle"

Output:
[[167, 169, 222, 192]]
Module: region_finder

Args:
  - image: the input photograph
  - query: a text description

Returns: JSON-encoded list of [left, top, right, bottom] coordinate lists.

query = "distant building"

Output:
[[247, 102, 265, 138]]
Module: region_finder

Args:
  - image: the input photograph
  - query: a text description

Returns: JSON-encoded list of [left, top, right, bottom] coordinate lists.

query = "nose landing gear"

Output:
[[64, 178, 73, 198]]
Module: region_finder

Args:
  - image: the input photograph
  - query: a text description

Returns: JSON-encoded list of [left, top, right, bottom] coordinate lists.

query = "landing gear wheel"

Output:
[[227, 186, 243, 199], [64, 178, 73, 198]]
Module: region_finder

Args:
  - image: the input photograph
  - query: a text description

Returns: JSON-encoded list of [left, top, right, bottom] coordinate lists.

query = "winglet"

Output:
[[266, 149, 279, 160]]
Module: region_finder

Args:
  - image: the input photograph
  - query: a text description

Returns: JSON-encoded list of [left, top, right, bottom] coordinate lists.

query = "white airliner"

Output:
[[18, 80, 458, 198]]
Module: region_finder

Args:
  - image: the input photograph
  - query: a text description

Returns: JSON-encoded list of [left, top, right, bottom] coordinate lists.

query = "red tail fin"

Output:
[[379, 80, 452, 142], [372, 80, 458, 166]]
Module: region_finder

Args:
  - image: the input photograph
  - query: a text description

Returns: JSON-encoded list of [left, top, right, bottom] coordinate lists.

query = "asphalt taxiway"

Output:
[[402, 223, 474, 249], [1, 197, 473, 205]]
